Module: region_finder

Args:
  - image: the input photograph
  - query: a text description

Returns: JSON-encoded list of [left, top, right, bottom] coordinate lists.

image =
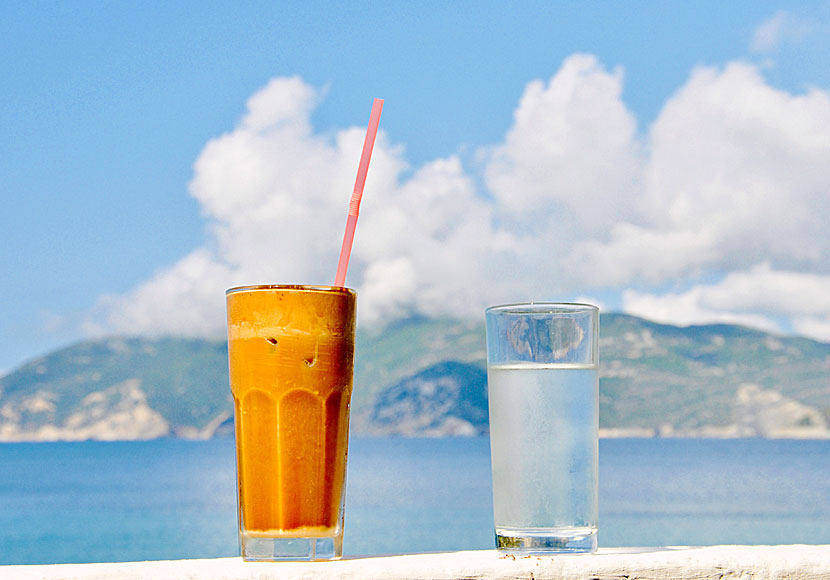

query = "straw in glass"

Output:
[[334, 98, 384, 287]]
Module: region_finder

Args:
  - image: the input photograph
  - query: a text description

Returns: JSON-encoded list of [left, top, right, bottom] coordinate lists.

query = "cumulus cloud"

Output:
[[584, 62, 830, 281], [484, 54, 643, 234], [86, 56, 830, 342], [623, 264, 830, 340]]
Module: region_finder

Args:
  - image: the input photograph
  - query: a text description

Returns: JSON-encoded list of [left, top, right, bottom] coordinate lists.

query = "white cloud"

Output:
[[751, 11, 811, 53], [793, 315, 830, 342], [623, 264, 830, 341], [84, 250, 234, 337], [583, 61, 830, 284], [623, 286, 782, 334], [86, 55, 830, 343], [752, 12, 788, 53], [483, 54, 643, 236]]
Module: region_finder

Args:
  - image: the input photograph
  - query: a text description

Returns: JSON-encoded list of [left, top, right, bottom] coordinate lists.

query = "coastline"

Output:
[[1, 429, 830, 442], [599, 425, 830, 440]]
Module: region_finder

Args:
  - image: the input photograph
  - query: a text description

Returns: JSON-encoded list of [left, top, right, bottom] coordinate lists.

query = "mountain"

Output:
[[0, 338, 231, 441], [354, 361, 489, 437], [352, 315, 485, 410], [599, 314, 830, 437], [1, 314, 829, 440]]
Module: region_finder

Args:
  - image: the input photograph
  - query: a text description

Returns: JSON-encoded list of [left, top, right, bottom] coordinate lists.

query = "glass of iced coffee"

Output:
[[226, 284, 356, 561]]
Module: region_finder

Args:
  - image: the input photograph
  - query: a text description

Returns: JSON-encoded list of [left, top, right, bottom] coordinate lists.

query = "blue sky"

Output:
[[2, 1, 830, 373]]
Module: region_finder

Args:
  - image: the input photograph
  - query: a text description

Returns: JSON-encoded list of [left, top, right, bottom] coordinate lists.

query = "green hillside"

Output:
[[353, 316, 485, 411], [1, 314, 828, 440], [599, 314, 830, 430], [0, 338, 230, 438]]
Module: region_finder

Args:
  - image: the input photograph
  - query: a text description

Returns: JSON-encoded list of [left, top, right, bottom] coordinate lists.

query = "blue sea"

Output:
[[1, 437, 828, 565]]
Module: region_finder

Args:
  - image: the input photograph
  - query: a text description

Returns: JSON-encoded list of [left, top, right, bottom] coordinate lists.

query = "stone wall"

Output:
[[4, 546, 830, 580]]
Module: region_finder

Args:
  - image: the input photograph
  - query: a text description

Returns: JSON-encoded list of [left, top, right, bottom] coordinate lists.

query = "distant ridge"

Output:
[[354, 361, 488, 437], [0, 337, 230, 441], [1, 314, 828, 440]]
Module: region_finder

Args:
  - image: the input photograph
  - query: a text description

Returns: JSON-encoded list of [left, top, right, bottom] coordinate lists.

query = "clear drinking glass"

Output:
[[485, 302, 599, 554], [226, 285, 356, 561]]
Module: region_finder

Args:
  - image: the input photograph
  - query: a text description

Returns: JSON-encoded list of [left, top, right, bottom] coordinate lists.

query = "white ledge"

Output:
[[4, 546, 830, 580]]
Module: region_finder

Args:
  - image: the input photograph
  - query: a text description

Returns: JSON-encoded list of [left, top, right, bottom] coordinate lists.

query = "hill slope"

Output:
[[600, 314, 830, 435], [1, 314, 828, 440], [0, 338, 231, 440]]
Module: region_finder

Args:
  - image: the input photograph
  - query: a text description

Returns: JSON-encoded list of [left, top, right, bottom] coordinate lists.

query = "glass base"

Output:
[[495, 526, 597, 555], [240, 532, 343, 561]]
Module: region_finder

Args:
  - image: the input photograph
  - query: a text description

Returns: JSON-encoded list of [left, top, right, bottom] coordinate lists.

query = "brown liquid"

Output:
[[226, 286, 355, 537]]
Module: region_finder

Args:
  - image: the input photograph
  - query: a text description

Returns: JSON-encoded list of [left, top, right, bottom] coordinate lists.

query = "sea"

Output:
[[1, 437, 828, 565]]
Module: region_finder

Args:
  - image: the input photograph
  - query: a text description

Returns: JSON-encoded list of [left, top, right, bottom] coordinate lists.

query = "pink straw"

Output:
[[334, 98, 384, 287]]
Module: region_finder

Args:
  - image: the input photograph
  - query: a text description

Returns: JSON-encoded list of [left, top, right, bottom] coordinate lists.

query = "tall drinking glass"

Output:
[[226, 285, 356, 561], [485, 303, 599, 554]]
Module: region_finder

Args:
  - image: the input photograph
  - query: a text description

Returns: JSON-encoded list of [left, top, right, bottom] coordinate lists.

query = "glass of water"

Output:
[[485, 303, 599, 554]]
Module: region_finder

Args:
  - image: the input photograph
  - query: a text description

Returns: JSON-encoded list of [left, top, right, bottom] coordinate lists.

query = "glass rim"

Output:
[[485, 301, 598, 315], [225, 284, 356, 297]]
